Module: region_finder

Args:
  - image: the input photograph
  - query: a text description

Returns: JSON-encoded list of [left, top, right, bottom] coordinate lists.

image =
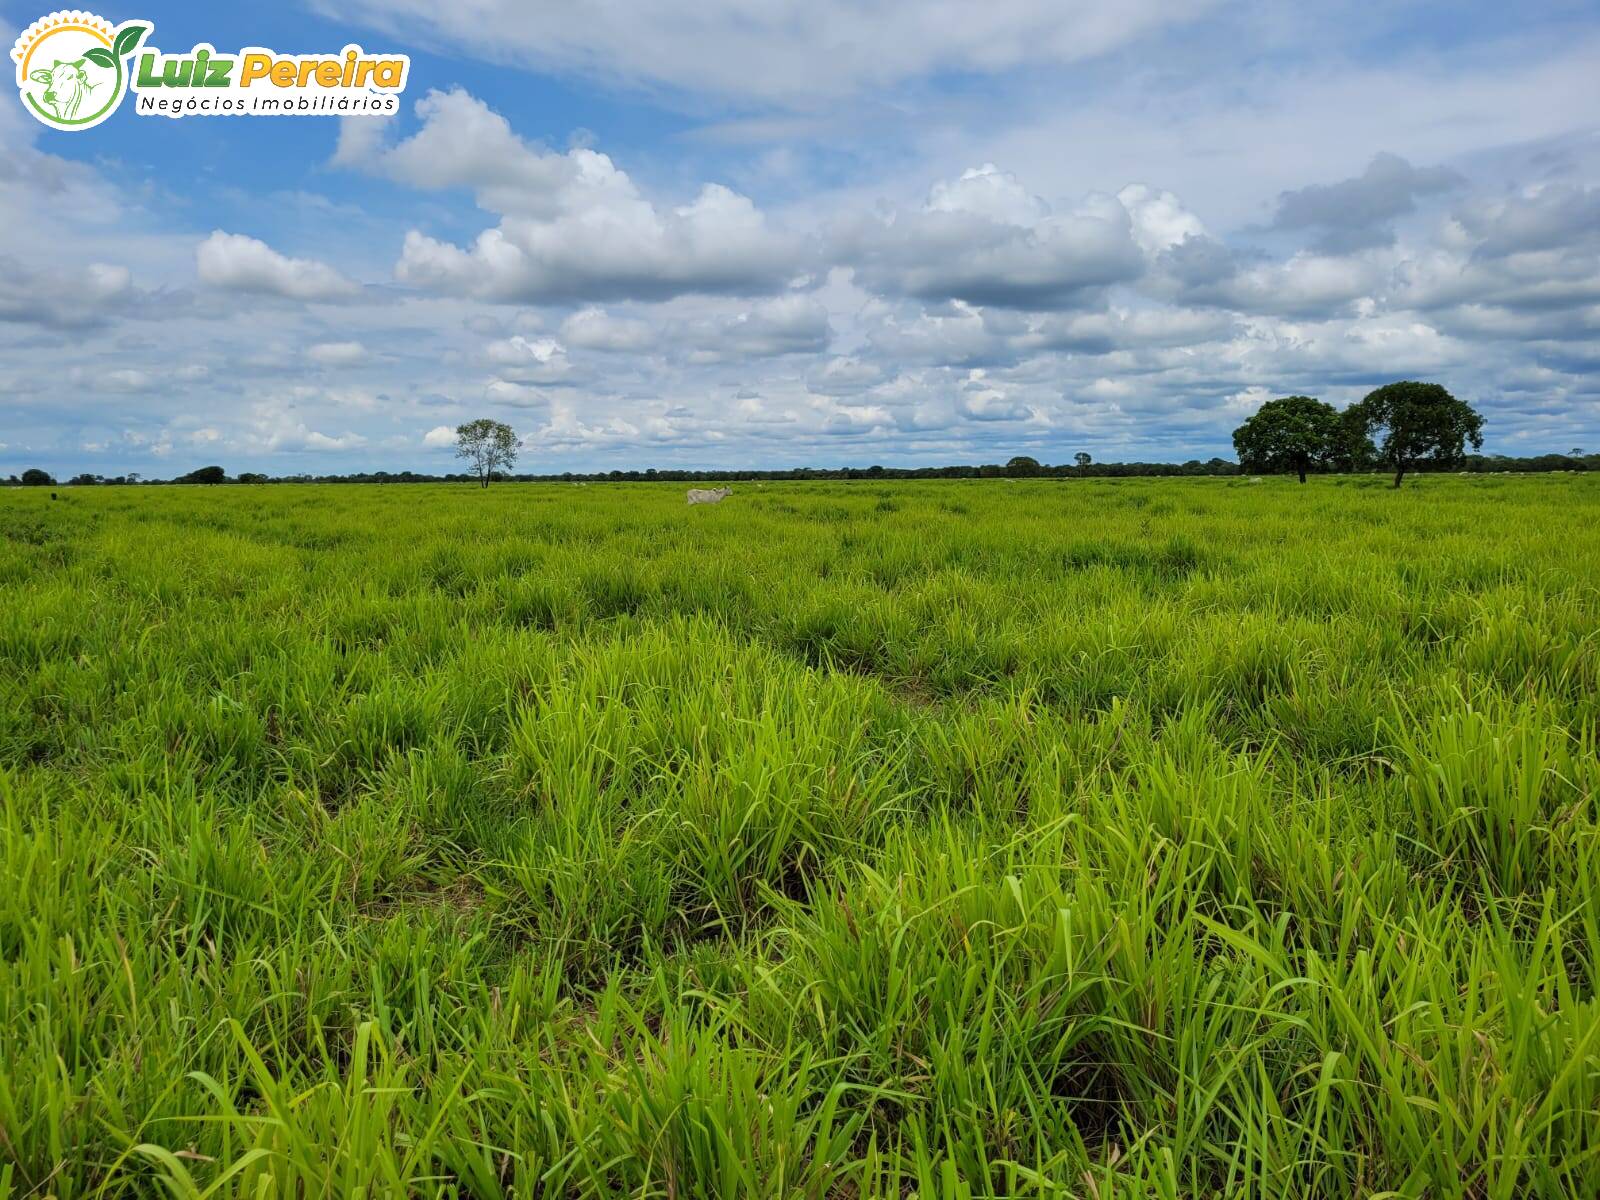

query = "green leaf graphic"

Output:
[[113, 24, 148, 59], [83, 47, 115, 68]]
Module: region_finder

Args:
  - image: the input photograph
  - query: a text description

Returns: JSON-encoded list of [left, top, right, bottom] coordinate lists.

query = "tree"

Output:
[[1005, 455, 1041, 477], [21, 468, 55, 486], [1074, 452, 1092, 471], [178, 465, 227, 484], [1330, 406, 1378, 473], [1231, 395, 1341, 483], [1348, 381, 1484, 488], [455, 419, 519, 488]]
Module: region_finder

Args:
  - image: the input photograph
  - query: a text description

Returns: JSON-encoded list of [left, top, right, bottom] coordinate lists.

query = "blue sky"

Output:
[[2, 0, 1598, 476]]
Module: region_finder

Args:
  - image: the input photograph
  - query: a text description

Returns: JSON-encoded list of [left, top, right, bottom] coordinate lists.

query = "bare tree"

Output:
[[455, 419, 519, 488]]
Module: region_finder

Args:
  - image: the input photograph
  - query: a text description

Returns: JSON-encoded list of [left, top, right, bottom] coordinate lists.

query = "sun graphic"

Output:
[[11, 10, 145, 130], [11, 10, 116, 71]]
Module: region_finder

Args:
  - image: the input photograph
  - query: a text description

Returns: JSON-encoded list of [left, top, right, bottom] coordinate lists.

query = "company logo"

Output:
[[13, 12, 408, 129], [12, 11, 147, 130]]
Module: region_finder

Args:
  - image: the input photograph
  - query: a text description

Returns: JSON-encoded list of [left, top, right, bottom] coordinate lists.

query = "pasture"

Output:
[[1, 475, 1597, 1198]]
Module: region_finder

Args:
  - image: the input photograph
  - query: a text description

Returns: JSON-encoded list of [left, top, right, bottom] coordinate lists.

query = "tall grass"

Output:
[[1, 475, 1596, 1197]]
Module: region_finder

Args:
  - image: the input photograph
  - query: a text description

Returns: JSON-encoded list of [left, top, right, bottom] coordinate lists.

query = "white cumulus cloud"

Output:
[[196, 232, 360, 301], [423, 425, 457, 448], [341, 89, 808, 304]]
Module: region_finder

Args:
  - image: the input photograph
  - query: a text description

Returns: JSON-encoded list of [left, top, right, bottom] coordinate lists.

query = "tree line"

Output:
[[13, 451, 1596, 489], [7, 383, 1594, 489]]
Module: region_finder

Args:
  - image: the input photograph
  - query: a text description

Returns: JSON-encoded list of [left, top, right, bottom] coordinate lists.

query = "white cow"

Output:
[[687, 486, 732, 506], [30, 59, 97, 121]]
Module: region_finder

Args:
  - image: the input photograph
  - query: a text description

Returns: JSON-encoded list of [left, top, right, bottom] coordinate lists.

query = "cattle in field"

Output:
[[687, 486, 732, 506], [30, 59, 98, 121]]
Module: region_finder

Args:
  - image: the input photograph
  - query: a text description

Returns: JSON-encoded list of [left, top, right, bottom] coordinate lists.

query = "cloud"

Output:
[[484, 379, 554, 408], [1117, 184, 1208, 257], [807, 356, 887, 395], [392, 188, 802, 304], [0, 258, 131, 329], [308, 341, 370, 366], [561, 307, 657, 352], [485, 336, 563, 366], [298, 429, 368, 451], [196, 232, 360, 301], [926, 163, 1049, 226], [839, 166, 1144, 309], [1270, 153, 1464, 253], [318, 0, 1213, 106], [820, 405, 895, 435], [956, 374, 1035, 422], [1394, 184, 1600, 321], [864, 300, 1013, 366], [1430, 302, 1600, 344], [682, 294, 831, 361], [1025, 305, 1236, 354], [99, 369, 158, 393], [233, 399, 371, 452], [331, 114, 394, 168], [484, 334, 573, 382], [1449, 182, 1600, 259], [1151, 236, 1383, 317], [343, 89, 807, 304], [338, 88, 571, 209], [423, 424, 456, 448]]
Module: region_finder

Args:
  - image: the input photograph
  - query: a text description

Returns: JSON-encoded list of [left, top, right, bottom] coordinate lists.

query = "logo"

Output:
[[13, 12, 408, 129], [12, 11, 147, 130]]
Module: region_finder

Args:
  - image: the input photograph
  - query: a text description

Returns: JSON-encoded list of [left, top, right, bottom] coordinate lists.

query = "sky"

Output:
[[2, 0, 1597, 477]]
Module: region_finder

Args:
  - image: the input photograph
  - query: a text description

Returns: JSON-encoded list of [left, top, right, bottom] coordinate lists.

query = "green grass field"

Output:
[[2, 476, 1598, 1198]]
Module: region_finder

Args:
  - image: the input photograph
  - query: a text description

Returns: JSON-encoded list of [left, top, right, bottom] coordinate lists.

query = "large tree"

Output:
[[1348, 381, 1483, 488], [1231, 395, 1341, 483], [455, 419, 519, 488]]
